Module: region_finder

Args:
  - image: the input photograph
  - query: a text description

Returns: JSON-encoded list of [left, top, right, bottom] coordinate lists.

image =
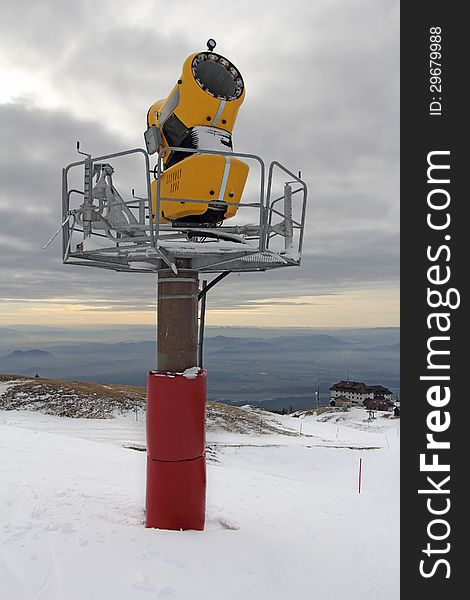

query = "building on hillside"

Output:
[[368, 385, 393, 400], [329, 380, 393, 409], [329, 395, 351, 408], [363, 396, 394, 411]]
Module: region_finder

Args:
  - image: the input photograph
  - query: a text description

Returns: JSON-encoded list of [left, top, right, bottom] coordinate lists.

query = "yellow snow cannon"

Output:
[[144, 40, 249, 225]]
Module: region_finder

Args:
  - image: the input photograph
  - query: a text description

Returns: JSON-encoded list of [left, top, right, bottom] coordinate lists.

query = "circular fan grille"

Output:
[[191, 52, 244, 101]]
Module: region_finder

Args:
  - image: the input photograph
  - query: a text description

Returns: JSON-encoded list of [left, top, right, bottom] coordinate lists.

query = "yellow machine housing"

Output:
[[152, 154, 249, 223], [146, 50, 249, 224]]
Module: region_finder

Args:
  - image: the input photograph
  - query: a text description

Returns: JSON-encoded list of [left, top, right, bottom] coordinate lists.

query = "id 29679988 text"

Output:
[[429, 27, 443, 117]]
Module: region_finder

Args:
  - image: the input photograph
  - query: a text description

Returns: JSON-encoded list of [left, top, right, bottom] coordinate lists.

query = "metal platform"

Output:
[[59, 146, 307, 274]]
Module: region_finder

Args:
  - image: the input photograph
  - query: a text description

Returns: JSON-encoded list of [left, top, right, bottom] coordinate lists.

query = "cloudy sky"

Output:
[[0, 0, 399, 328]]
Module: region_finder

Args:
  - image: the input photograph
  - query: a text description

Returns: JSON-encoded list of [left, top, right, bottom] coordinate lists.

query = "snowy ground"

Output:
[[0, 381, 399, 599]]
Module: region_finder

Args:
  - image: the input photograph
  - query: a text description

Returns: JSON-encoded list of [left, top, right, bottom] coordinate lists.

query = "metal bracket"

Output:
[[144, 125, 162, 155], [197, 271, 230, 368]]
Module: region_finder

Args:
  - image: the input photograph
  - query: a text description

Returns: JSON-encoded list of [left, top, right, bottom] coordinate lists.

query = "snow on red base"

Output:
[[0, 407, 399, 599]]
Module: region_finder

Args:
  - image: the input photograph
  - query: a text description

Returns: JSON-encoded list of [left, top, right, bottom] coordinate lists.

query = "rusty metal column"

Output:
[[157, 261, 199, 371], [146, 259, 206, 531]]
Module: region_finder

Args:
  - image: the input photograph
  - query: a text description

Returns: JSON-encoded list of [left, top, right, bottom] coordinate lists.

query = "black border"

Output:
[[401, 4, 465, 595]]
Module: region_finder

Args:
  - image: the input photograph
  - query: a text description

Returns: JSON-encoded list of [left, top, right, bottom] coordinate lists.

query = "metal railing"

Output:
[[266, 161, 308, 258], [61, 145, 308, 270], [62, 147, 152, 259]]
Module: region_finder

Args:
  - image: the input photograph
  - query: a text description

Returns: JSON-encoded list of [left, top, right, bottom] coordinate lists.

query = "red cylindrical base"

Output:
[[146, 456, 206, 530], [145, 369, 206, 530]]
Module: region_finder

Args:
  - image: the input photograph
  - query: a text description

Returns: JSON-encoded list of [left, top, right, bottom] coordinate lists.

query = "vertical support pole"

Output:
[[284, 182, 294, 254], [61, 168, 68, 262], [157, 262, 199, 371], [82, 157, 94, 238], [146, 260, 206, 531], [198, 279, 208, 368]]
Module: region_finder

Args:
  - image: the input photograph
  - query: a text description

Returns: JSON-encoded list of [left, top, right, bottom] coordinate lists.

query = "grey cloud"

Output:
[[78, 305, 156, 312], [0, 0, 399, 317], [238, 300, 324, 307]]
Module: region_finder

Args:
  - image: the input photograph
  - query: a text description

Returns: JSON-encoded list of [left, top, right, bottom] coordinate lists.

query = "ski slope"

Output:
[[0, 384, 399, 599]]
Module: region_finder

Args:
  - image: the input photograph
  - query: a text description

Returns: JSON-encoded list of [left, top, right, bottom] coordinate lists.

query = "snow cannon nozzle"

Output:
[[206, 38, 216, 51]]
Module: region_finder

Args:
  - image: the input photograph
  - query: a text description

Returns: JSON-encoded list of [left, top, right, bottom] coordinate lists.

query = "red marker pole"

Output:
[[358, 457, 363, 494]]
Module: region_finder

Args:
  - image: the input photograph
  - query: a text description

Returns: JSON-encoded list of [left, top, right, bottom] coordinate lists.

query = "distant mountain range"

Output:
[[0, 325, 399, 411]]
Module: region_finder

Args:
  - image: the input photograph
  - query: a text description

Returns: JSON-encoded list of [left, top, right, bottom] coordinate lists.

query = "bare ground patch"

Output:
[[0, 376, 296, 436]]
